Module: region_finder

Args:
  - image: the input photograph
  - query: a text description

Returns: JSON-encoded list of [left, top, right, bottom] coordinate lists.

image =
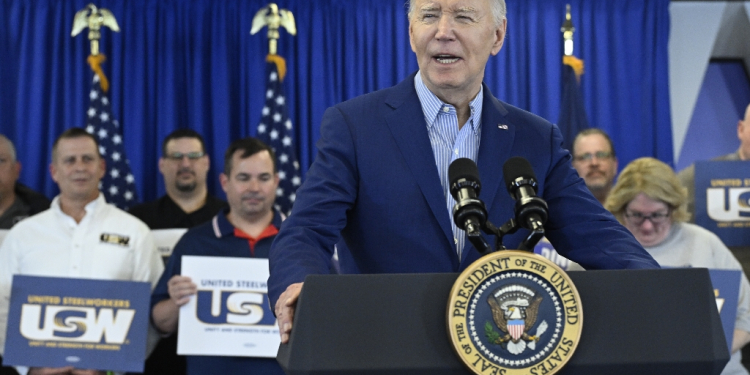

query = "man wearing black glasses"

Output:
[[571, 128, 618, 205], [128, 129, 226, 375]]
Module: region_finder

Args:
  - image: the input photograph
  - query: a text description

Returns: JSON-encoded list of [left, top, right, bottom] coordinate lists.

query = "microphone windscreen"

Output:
[[449, 158, 480, 186], [503, 157, 537, 188]]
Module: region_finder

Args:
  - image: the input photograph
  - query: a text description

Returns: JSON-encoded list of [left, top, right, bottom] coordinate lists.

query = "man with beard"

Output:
[[129, 129, 227, 230], [150, 137, 284, 375], [128, 129, 226, 375], [571, 128, 619, 205]]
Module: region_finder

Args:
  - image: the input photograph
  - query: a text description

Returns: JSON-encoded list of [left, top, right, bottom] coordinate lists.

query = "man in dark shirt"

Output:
[[128, 129, 226, 375], [150, 137, 284, 375], [0, 135, 50, 230], [129, 129, 226, 230]]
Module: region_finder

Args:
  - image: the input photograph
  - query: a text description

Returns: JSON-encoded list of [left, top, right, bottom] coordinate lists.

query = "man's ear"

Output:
[[220, 173, 229, 193], [49, 162, 58, 183], [12, 161, 21, 180], [490, 19, 507, 56]]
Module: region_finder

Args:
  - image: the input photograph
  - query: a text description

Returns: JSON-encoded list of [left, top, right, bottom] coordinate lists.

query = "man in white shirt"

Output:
[[0, 128, 163, 375]]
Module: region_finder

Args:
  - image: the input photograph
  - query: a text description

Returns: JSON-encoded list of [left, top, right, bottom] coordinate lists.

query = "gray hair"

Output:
[[0, 134, 16, 162], [407, 0, 507, 26]]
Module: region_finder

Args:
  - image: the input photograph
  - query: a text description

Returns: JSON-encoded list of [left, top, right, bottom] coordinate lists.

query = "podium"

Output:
[[277, 269, 729, 375]]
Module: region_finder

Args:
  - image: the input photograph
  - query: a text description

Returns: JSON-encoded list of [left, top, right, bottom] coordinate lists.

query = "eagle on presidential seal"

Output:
[[486, 284, 548, 355]]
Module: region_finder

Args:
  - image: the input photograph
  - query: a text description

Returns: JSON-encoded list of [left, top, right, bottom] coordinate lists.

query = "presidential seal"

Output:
[[447, 251, 582, 375]]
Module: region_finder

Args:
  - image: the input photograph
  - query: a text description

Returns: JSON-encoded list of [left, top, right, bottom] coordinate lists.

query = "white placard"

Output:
[[177, 256, 279, 357], [152, 229, 188, 259], [0, 229, 8, 247]]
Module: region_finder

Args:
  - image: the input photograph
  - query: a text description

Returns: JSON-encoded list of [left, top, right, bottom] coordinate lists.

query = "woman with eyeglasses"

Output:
[[605, 157, 750, 375]]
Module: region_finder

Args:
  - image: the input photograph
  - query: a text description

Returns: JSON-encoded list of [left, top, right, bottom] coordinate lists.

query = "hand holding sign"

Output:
[[152, 275, 197, 335], [167, 275, 197, 306]]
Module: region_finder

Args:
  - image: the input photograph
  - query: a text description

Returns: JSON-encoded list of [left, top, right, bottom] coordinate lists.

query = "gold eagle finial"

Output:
[[250, 3, 297, 55], [71, 3, 120, 56]]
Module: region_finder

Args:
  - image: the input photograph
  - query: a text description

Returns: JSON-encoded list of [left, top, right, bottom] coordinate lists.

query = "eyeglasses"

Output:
[[164, 152, 205, 161], [573, 151, 613, 163], [623, 210, 671, 226]]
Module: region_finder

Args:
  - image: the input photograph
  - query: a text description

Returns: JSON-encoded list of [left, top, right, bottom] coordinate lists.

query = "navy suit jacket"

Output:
[[268, 72, 658, 306]]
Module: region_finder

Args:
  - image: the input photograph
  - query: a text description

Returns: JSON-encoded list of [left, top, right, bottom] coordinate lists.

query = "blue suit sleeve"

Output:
[[268, 105, 359, 308]]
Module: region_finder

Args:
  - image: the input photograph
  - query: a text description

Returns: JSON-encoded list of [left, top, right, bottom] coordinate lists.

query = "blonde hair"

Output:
[[604, 157, 689, 224]]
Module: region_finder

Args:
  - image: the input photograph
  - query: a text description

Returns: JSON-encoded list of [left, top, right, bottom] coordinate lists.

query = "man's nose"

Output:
[[248, 179, 260, 191], [73, 159, 87, 170], [435, 15, 455, 40]]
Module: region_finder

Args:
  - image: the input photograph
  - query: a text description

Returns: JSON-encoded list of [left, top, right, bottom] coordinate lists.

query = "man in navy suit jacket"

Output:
[[269, 0, 659, 344]]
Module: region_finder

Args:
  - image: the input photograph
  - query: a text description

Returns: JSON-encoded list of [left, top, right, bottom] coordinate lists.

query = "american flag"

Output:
[[256, 57, 301, 215], [85, 73, 139, 210]]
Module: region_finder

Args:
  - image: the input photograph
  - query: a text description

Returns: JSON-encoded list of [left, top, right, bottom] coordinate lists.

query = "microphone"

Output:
[[449, 158, 490, 253], [502, 157, 549, 233]]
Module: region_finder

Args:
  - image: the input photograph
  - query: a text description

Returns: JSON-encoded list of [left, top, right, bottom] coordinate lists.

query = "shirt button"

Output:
[[454, 149, 459, 155], [454, 238, 458, 244], [443, 107, 450, 113]]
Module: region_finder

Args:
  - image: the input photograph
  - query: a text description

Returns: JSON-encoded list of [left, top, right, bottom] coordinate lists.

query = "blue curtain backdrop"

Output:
[[0, 0, 672, 202]]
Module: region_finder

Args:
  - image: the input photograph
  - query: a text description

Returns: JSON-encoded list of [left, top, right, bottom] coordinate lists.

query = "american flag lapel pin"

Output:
[[498, 124, 508, 130]]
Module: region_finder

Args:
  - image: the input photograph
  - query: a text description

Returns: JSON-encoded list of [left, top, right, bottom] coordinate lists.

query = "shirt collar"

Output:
[[211, 207, 283, 238], [51, 193, 104, 224], [414, 71, 484, 132]]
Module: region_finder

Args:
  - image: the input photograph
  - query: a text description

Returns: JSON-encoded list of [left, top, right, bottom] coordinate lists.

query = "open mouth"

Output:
[[434, 54, 460, 64]]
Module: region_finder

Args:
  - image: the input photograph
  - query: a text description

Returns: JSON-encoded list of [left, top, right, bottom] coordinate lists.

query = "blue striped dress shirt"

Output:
[[414, 71, 483, 259]]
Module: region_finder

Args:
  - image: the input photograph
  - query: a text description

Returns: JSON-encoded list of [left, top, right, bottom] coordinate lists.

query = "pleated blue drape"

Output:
[[0, 0, 671, 202]]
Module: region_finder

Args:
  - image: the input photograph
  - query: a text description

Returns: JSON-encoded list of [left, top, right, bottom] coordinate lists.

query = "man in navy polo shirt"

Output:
[[149, 137, 284, 375]]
